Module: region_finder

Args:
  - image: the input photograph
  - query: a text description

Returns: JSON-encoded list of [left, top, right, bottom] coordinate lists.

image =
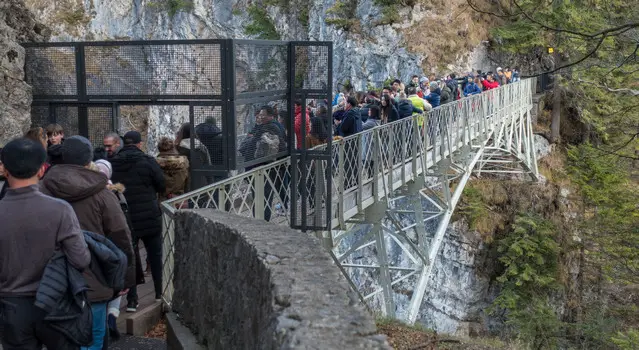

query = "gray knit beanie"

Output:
[[61, 135, 94, 166]]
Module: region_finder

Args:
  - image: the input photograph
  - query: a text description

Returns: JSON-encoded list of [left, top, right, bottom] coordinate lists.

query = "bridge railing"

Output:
[[160, 79, 535, 306]]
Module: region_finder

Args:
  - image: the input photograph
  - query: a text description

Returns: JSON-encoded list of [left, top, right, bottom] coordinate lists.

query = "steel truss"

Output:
[[328, 80, 538, 324]]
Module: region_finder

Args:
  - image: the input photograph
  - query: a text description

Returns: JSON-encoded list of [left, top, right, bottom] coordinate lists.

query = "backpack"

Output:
[[254, 132, 280, 159], [83, 231, 128, 293]]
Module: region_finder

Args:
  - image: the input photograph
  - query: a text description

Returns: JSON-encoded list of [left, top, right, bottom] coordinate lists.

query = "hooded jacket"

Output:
[[40, 164, 136, 302], [177, 138, 212, 191], [156, 150, 190, 202], [111, 146, 166, 238], [440, 85, 453, 105], [425, 88, 441, 108]]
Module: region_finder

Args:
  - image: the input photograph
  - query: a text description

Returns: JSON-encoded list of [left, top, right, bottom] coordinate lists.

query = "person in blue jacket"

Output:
[[463, 76, 482, 97]]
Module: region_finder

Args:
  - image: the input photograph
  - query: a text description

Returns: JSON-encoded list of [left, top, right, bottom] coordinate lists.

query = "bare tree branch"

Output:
[[522, 35, 607, 77], [575, 79, 639, 95], [512, 0, 639, 39]]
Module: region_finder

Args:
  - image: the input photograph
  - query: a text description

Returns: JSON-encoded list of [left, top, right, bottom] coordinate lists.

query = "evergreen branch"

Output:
[[512, 0, 639, 39]]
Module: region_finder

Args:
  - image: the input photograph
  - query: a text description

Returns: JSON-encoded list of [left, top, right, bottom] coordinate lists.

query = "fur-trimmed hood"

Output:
[[157, 153, 189, 171], [107, 182, 125, 194]]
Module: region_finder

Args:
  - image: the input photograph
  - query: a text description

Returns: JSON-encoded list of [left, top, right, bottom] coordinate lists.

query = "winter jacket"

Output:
[[424, 89, 441, 108], [35, 251, 92, 346], [463, 83, 482, 96], [294, 105, 311, 149], [482, 79, 500, 91], [338, 108, 362, 137], [362, 118, 381, 131], [446, 80, 459, 101], [407, 95, 431, 127], [381, 105, 400, 123], [440, 85, 453, 105], [195, 123, 224, 166], [40, 165, 135, 302], [110, 146, 166, 238], [177, 138, 212, 191], [156, 150, 189, 203], [83, 230, 128, 293], [397, 100, 416, 119]]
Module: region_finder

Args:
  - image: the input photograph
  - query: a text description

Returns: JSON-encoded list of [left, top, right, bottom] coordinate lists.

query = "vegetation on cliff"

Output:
[[459, 0, 639, 348]]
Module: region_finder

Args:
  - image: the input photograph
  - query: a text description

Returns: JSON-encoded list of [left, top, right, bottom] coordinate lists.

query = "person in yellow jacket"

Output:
[[407, 86, 432, 127]]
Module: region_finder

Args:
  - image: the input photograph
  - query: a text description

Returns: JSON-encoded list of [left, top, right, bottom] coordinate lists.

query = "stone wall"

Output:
[[0, 0, 48, 146], [171, 210, 390, 349]]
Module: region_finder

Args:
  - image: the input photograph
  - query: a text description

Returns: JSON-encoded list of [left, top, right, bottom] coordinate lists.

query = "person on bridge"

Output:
[[40, 136, 136, 350], [111, 131, 166, 312], [424, 81, 441, 108], [294, 100, 312, 149], [0, 138, 91, 350], [380, 94, 399, 124], [176, 123, 212, 191], [103, 132, 122, 159], [407, 86, 430, 127], [482, 74, 500, 91], [46, 123, 65, 146], [156, 137, 189, 204], [335, 97, 362, 137], [440, 80, 454, 105], [463, 76, 482, 97]]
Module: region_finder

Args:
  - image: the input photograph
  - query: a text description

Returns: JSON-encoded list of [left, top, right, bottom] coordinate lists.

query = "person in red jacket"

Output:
[[294, 100, 311, 149], [482, 74, 500, 90]]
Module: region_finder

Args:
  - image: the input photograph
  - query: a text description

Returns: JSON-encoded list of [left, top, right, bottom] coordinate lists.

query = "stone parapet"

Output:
[[170, 210, 390, 349]]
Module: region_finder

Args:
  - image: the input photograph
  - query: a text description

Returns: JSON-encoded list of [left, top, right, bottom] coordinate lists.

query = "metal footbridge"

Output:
[[161, 79, 538, 324]]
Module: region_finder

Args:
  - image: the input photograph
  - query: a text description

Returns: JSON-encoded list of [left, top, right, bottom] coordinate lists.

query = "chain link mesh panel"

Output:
[[53, 106, 79, 137], [30, 105, 50, 128], [292, 44, 330, 91], [234, 42, 288, 95], [84, 43, 223, 96], [87, 107, 115, 146], [24, 46, 77, 96], [191, 104, 225, 168]]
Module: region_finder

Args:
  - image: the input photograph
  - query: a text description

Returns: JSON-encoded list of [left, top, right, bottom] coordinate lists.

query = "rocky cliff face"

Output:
[[22, 0, 494, 88], [0, 0, 48, 145], [21, 0, 496, 151]]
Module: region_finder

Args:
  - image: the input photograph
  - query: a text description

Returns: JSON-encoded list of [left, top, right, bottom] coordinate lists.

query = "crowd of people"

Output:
[[0, 124, 193, 349], [0, 65, 517, 349]]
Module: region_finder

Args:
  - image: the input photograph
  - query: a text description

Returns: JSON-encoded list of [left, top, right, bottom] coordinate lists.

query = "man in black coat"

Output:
[[110, 131, 166, 312]]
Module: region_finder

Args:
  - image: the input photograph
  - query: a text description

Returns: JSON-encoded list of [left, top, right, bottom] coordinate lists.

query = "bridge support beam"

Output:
[[405, 137, 488, 324]]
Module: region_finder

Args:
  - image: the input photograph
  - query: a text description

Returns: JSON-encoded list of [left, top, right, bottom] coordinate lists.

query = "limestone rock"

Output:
[[0, 0, 48, 145], [535, 134, 553, 160]]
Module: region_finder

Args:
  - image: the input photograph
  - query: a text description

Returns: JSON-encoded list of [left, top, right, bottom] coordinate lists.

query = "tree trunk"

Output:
[[551, 79, 561, 143]]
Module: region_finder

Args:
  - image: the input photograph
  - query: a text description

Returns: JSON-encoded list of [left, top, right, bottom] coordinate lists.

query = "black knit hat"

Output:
[[61, 135, 93, 166]]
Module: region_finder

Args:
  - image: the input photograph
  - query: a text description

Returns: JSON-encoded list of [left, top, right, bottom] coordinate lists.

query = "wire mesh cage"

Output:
[[84, 42, 223, 97], [234, 41, 288, 96], [24, 45, 77, 97]]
